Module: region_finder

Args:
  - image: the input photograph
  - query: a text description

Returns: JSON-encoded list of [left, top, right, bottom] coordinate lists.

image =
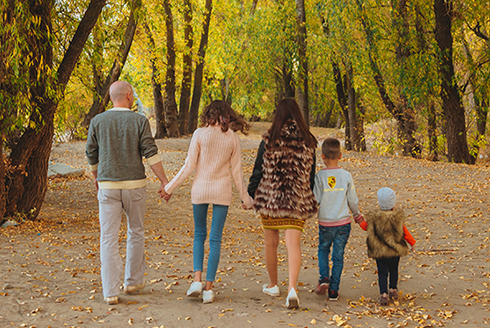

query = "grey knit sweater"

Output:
[[85, 108, 160, 189]]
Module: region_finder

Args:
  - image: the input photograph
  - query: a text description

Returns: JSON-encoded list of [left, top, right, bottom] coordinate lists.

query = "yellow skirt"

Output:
[[261, 214, 305, 232]]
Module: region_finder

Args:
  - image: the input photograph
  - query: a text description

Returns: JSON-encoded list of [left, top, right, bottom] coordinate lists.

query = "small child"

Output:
[[313, 138, 362, 301], [355, 187, 416, 305]]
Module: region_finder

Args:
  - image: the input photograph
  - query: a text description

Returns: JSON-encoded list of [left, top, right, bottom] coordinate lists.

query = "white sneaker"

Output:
[[262, 284, 280, 297], [285, 288, 299, 309], [104, 296, 118, 305], [124, 279, 146, 294], [186, 281, 203, 297], [202, 289, 215, 304]]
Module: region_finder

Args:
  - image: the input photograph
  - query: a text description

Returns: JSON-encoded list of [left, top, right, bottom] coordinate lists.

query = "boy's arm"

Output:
[[346, 173, 360, 216]]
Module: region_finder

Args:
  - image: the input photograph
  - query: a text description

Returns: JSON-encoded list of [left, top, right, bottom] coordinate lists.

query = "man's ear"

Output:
[[339, 152, 342, 160]]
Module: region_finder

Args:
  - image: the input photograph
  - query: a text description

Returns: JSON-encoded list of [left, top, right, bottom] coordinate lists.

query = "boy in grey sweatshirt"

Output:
[[313, 138, 362, 301]]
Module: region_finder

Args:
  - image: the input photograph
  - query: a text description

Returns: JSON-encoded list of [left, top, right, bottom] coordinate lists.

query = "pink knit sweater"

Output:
[[164, 125, 253, 207]]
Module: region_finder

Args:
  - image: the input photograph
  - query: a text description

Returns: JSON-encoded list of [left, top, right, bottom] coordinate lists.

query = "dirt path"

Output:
[[1, 124, 490, 328]]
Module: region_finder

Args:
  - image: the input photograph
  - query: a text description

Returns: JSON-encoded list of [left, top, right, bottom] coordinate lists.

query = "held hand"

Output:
[[242, 203, 252, 210], [163, 192, 172, 202], [157, 183, 171, 202], [410, 245, 415, 252], [353, 214, 363, 223], [94, 178, 99, 191]]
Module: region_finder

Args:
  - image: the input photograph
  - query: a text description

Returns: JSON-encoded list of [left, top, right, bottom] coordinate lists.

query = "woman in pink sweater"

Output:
[[164, 100, 253, 304]]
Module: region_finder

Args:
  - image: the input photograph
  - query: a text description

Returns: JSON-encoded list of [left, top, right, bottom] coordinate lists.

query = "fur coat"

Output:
[[253, 119, 318, 219], [365, 209, 409, 259]]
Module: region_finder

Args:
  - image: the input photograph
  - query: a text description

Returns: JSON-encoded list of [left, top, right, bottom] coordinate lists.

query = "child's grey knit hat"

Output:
[[377, 187, 396, 210]]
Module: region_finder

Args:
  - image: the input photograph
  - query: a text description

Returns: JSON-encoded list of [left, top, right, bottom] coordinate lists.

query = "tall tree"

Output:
[[295, 0, 309, 125], [463, 20, 490, 163], [143, 19, 167, 138], [332, 62, 351, 150], [433, 0, 471, 163], [163, 0, 179, 137], [178, 0, 193, 135], [1, 0, 106, 222], [82, 8, 137, 128], [356, 0, 420, 158], [346, 65, 360, 150], [188, 0, 212, 134], [391, 0, 421, 158]]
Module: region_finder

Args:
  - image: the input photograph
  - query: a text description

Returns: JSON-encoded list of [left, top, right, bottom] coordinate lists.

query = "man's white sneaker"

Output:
[[262, 284, 280, 297], [285, 288, 299, 309], [186, 281, 203, 297], [124, 279, 146, 294], [202, 289, 215, 304]]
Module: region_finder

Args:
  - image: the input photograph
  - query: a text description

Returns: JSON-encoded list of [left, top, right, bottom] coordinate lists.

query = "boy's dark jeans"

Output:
[[318, 223, 351, 292], [376, 256, 400, 294]]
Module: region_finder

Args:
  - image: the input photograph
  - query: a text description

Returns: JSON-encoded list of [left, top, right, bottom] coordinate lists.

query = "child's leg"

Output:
[[264, 229, 280, 287], [329, 223, 351, 292], [204, 204, 229, 290], [192, 204, 209, 281], [318, 226, 335, 283], [376, 258, 390, 295], [388, 256, 400, 290], [285, 229, 302, 292]]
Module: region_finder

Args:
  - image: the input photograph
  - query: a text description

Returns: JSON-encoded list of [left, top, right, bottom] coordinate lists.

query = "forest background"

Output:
[[1, 0, 490, 224]]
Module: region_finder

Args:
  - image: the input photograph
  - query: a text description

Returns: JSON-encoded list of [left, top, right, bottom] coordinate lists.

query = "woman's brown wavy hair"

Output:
[[268, 98, 317, 149], [200, 100, 251, 135]]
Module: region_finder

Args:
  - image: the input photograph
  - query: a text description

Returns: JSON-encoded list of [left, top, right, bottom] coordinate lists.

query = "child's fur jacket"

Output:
[[365, 209, 409, 259]]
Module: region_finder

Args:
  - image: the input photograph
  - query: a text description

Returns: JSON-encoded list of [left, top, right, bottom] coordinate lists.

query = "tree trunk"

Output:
[[346, 66, 360, 151], [188, 0, 212, 134], [462, 30, 489, 164], [295, 0, 309, 125], [434, 0, 471, 163], [82, 9, 137, 128], [357, 102, 367, 151], [178, 0, 193, 135], [415, 2, 437, 161], [428, 102, 438, 161], [163, 0, 179, 137], [274, 60, 295, 105], [0, 140, 5, 221], [332, 62, 351, 150], [143, 20, 166, 138], [152, 60, 167, 139], [391, 0, 421, 158], [357, 0, 420, 158], [4, 0, 106, 220]]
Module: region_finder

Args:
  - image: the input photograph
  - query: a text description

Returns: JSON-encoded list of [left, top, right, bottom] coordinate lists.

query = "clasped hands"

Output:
[[158, 183, 172, 202]]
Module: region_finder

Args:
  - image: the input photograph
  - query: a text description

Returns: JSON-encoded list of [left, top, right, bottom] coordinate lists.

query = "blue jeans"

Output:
[[193, 204, 229, 282], [318, 223, 351, 292]]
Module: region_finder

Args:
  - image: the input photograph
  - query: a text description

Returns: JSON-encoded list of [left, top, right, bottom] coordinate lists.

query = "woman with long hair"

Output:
[[248, 98, 317, 308], [164, 100, 253, 304]]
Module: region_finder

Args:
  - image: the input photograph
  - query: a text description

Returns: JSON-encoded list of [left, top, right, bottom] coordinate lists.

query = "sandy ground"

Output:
[[1, 123, 490, 328]]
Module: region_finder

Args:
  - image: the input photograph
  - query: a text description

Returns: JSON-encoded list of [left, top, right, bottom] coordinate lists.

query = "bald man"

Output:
[[86, 81, 169, 305]]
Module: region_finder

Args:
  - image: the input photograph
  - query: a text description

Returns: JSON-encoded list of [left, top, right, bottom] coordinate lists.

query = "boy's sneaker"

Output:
[[315, 281, 329, 295], [389, 289, 398, 300], [328, 289, 339, 301]]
